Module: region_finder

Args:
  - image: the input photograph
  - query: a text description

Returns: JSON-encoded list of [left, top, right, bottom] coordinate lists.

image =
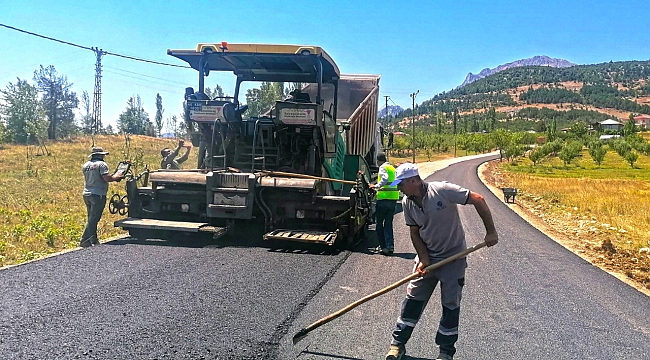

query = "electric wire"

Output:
[[0, 23, 190, 68]]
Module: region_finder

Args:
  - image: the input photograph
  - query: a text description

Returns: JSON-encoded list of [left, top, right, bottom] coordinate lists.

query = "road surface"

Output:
[[2, 153, 649, 359]]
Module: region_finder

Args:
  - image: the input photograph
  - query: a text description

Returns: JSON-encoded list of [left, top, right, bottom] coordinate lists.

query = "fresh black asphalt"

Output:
[[2, 155, 650, 359]]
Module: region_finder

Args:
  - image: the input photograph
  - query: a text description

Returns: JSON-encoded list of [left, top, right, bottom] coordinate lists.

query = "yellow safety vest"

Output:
[[376, 164, 400, 200]]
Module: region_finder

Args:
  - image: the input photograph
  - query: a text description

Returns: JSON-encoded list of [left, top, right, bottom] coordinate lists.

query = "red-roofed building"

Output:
[[633, 114, 650, 129]]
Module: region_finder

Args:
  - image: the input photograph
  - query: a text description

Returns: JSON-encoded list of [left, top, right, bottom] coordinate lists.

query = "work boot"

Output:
[[385, 344, 405, 360], [370, 246, 383, 254], [79, 239, 92, 248], [436, 352, 453, 360]]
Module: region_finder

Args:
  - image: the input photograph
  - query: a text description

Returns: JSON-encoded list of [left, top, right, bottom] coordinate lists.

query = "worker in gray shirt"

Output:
[[160, 139, 191, 169], [80, 146, 124, 247], [384, 163, 498, 360]]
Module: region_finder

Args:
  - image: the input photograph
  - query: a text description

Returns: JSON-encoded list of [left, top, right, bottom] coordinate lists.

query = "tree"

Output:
[[625, 151, 638, 168], [456, 133, 470, 155], [0, 79, 47, 144], [245, 82, 285, 117], [546, 118, 558, 142], [33, 65, 79, 139], [205, 84, 225, 99], [490, 128, 512, 161], [80, 90, 93, 134], [588, 143, 607, 166], [622, 114, 637, 136], [154, 93, 164, 137], [529, 148, 545, 165], [487, 107, 497, 131], [558, 140, 582, 166], [569, 121, 588, 140], [452, 108, 459, 134], [117, 95, 151, 135], [0, 121, 8, 145], [435, 111, 444, 134], [170, 114, 179, 137]]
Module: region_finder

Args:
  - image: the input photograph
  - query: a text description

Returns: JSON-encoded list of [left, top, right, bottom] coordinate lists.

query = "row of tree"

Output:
[[0, 65, 187, 145], [0, 63, 305, 146], [0, 66, 79, 144]]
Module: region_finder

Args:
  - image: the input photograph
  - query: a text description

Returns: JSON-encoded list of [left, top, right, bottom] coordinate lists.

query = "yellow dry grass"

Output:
[[0, 135, 196, 267], [486, 147, 650, 290], [499, 149, 650, 251]]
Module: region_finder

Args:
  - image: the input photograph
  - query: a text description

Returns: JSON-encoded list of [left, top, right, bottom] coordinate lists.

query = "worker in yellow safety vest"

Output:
[[369, 152, 400, 255]]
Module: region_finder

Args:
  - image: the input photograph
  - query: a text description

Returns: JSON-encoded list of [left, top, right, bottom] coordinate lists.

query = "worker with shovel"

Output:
[[384, 163, 498, 360]]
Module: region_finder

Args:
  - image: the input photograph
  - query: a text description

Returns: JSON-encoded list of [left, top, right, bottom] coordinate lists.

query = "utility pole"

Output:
[[92, 47, 107, 135], [410, 90, 419, 163], [384, 95, 390, 122]]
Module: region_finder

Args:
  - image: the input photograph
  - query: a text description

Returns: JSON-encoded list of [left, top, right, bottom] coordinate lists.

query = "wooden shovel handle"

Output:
[[292, 242, 487, 344]]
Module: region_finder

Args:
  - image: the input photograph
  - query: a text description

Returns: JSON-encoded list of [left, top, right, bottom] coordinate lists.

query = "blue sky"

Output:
[[1, 0, 649, 131]]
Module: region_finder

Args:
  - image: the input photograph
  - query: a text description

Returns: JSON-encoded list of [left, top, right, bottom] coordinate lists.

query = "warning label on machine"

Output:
[[279, 108, 316, 125], [189, 105, 223, 122]]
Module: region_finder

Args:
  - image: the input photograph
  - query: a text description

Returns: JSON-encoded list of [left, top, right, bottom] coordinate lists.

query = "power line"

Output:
[[104, 66, 190, 86], [0, 23, 190, 68]]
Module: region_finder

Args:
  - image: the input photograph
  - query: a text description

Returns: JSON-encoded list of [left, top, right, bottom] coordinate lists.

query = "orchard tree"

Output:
[[625, 151, 638, 168], [588, 141, 607, 167], [558, 140, 582, 166], [490, 128, 512, 161]]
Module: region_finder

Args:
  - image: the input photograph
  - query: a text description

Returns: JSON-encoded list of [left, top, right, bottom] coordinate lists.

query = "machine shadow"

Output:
[[108, 225, 366, 256], [107, 222, 409, 257]]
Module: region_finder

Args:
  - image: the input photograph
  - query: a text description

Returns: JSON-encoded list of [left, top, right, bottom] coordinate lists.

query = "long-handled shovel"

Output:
[[292, 241, 488, 344]]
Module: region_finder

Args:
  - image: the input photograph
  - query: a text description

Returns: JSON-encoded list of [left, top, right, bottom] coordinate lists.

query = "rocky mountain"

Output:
[[378, 105, 404, 118], [460, 55, 576, 87]]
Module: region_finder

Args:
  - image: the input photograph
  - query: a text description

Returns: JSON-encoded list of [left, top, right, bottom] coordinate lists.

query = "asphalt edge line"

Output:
[[0, 233, 130, 272]]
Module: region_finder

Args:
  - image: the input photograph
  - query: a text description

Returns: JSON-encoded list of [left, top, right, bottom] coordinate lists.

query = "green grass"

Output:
[[503, 149, 650, 180], [0, 135, 197, 267], [496, 147, 650, 251]]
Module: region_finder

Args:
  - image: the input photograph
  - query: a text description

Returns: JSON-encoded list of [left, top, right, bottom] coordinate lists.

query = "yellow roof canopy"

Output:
[[168, 43, 340, 83]]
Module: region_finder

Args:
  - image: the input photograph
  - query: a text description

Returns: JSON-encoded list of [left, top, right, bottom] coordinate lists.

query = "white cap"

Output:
[[390, 162, 420, 186]]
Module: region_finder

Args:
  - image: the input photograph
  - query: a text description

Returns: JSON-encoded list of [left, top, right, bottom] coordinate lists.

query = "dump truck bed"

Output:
[[302, 74, 380, 157]]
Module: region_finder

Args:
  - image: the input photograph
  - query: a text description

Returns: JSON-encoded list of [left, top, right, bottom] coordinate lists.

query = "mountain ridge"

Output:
[[460, 55, 576, 87]]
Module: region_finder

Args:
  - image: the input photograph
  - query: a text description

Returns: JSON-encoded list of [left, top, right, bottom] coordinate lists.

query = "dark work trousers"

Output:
[[375, 199, 396, 250], [80, 194, 107, 246], [391, 261, 465, 357]]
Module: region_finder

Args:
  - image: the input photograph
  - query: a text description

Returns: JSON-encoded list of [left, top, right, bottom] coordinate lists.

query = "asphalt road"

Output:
[[2, 155, 650, 359], [281, 155, 650, 360]]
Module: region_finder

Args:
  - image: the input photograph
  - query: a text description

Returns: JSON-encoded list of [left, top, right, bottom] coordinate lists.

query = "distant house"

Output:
[[599, 119, 623, 131], [633, 115, 650, 129], [393, 131, 406, 136]]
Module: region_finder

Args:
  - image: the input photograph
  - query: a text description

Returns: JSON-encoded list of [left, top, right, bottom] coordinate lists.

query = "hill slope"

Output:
[[397, 59, 650, 130]]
